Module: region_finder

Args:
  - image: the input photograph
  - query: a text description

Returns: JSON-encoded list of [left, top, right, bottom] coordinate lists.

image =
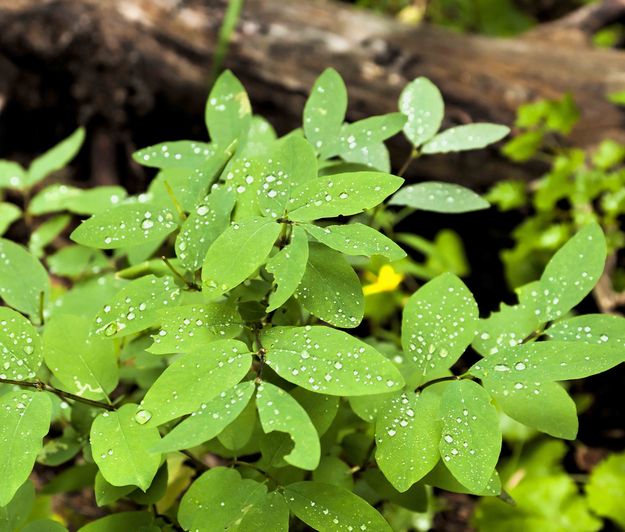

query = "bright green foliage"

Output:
[[0, 307, 42, 380], [438, 380, 501, 492], [70, 204, 178, 249], [92, 275, 181, 338], [302, 223, 405, 261], [151, 382, 255, 453], [263, 326, 404, 395], [178, 468, 274, 531], [402, 273, 478, 385], [375, 390, 441, 491], [27, 128, 85, 187], [0, 69, 624, 530], [586, 453, 625, 528], [256, 382, 320, 470], [399, 77, 444, 147], [285, 481, 393, 531], [205, 70, 252, 147], [140, 339, 252, 425], [0, 238, 50, 318], [266, 225, 309, 311], [422, 124, 509, 154], [90, 404, 160, 491], [148, 302, 242, 354], [43, 315, 118, 400], [295, 243, 364, 327], [202, 216, 282, 297], [390, 182, 490, 213], [304, 68, 347, 157], [0, 391, 52, 506]]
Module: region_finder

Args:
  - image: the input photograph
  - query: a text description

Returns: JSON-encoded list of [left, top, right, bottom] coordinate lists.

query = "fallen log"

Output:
[[0, 0, 624, 189]]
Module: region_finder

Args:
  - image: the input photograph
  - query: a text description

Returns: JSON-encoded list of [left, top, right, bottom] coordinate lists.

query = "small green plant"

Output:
[[0, 69, 624, 531]]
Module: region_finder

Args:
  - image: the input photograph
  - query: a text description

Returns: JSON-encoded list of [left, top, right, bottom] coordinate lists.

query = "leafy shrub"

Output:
[[0, 69, 624, 531]]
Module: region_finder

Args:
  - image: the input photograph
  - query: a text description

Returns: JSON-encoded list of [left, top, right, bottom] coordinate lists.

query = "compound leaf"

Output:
[[421, 124, 509, 154], [27, 128, 85, 187]]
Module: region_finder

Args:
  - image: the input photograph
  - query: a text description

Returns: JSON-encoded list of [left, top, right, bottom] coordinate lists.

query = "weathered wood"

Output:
[[0, 0, 624, 188]]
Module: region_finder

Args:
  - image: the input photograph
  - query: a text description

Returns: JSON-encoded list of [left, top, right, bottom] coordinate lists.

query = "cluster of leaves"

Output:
[[0, 68, 624, 531], [487, 94, 625, 292]]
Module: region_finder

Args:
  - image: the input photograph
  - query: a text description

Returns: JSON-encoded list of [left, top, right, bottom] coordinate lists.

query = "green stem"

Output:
[[0, 377, 116, 411], [209, 0, 245, 86], [414, 373, 481, 394], [398, 147, 419, 178]]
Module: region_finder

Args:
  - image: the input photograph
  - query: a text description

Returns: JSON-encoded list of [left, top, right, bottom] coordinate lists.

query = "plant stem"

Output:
[[414, 373, 481, 394], [209, 0, 245, 86], [0, 377, 116, 411], [161, 256, 196, 290], [398, 147, 419, 177]]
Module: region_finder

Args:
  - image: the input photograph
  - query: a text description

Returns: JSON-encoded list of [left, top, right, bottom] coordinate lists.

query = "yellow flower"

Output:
[[363, 264, 404, 296]]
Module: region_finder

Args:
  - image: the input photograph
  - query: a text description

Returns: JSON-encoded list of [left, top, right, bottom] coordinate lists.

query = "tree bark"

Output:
[[0, 0, 624, 189]]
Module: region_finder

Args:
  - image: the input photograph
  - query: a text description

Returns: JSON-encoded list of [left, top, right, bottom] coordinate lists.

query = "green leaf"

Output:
[[205, 70, 252, 146], [0, 391, 52, 506], [217, 398, 257, 451], [471, 341, 625, 382], [263, 326, 404, 396], [266, 225, 309, 311], [402, 273, 478, 386], [399, 77, 444, 147], [389, 182, 490, 213], [0, 481, 35, 532], [94, 471, 134, 507], [375, 390, 441, 492], [0, 161, 26, 190], [295, 242, 364, 328], [175, 187, 235, 271], [29, 214, 71, 258], [92, 275, 181, 338], [285, 481, 392, 532], [303, 68, 347, 157], [586, 452, 625, 529], [313, 456, 354, 490], [483, 378, 577, 439], [90, 404, 161, 491], [139, 339, 253, 425], [424, 461, 501, 496], [133, 141, 215, 169], [178, 467, 268, 531], [27, 128, 85, 187], [535, 223, 607, 321], [71, 203, 177, 249], [0, 238, 50, 318], [64, 186, 128, 215], [22, 519, 68, 532], [237, 491, 290, 531], [28, 184, 82, 215], [202, 217, 281, 298], [256, 382, 321, 470], [473, 298, 541, 357], [258, 136, 317, 218], [0, 202, 21, 235], [290, 387, 339, 436], [43, 314, 118, 400], [336, 113, 406, 171], [0, 307, 42, 380], [148, 302, 243, 354], [288, 172, 403, 222], [546, 314, 625, 349], [151, 382, 255, 453], [303, 222, 405, 261], [421, 123, 509, 154], [77, 511, 154, 532], [47, 245, 109, 278], [38, 426, 83, 466], [439, 380, 501, 492]]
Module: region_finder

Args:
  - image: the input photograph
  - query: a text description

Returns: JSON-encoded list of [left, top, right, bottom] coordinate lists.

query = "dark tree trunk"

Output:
[[1, 0, 625, 189]]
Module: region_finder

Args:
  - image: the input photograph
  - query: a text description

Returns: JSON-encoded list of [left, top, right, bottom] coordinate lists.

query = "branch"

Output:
[[0, 377, 116, 411]]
